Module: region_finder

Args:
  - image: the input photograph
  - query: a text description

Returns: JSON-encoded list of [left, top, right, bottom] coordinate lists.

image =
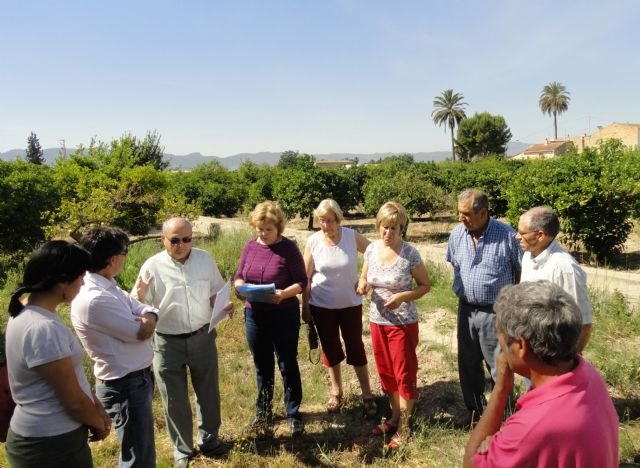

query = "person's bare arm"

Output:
[[135, 313, 158, 340], [355, 232, 370, 254], [266, 283, 303, 304], [89, 394, 112, 441], [131, 275, 154, 302], [37, 357, 108, 434], [463, 353, 514, 467], [301, 244, 315, 323], [356, 261, 370, 295]]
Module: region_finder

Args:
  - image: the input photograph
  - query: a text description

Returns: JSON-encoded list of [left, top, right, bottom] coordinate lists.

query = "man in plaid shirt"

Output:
[[446, 189, 522, 424]]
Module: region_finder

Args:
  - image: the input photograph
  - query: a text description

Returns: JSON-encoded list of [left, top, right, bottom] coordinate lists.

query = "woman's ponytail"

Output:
[[8, 286, 31, 318]]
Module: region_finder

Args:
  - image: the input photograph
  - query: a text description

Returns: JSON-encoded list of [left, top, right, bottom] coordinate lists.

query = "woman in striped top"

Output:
[[234, 201, 308, 437]]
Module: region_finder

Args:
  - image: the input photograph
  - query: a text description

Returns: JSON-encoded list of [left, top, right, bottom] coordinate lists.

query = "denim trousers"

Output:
[[244, 305, 302, 420], [96, 370, 156, 468]]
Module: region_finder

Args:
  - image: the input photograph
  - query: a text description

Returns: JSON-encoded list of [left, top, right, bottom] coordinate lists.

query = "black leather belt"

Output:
[[460, 300, 494, 310], [98, 366, 151, 385], [156, 324, 207, 339]]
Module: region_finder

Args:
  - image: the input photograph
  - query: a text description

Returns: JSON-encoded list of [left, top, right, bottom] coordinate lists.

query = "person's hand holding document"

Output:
[[209, 281, 233, 333]]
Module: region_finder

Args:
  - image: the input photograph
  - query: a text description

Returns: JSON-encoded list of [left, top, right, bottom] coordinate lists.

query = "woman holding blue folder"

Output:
[[234, 201, 308, 438]]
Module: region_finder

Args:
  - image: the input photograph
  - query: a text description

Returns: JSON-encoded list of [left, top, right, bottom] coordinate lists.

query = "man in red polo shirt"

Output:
[[464, 281, 618, 468]]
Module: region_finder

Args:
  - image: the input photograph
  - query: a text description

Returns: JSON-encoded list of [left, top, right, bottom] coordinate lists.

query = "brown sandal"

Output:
[[326, 394, 343, 413]]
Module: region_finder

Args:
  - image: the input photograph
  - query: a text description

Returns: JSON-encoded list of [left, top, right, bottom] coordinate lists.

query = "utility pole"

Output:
[[58, 139, 67, 158]]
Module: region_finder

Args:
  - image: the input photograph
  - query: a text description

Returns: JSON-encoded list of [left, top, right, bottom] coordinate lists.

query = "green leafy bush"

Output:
[[506, 140, 640, 261], [438, 157, 523, 217], [363, 170, 447, 219], [0, 160, 60, 253], [172, 162, 246, 217]]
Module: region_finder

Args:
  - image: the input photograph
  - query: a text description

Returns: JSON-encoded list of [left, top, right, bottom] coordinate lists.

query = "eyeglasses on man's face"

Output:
[[168, 236, 192, 245], [516, 230, 540, 237]]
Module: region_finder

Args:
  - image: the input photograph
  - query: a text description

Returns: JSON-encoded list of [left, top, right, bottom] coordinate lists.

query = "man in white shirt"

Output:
[[516, 207, 592, 351], [71, 227, 159, 468], [133, 217, 232, 467]]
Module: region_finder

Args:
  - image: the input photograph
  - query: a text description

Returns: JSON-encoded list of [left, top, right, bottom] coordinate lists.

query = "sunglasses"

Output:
[[118, 248, 129, 256], [168, 237, 192, 245]]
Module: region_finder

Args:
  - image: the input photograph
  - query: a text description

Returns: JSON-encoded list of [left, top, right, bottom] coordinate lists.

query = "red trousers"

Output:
[[370, 322, 419, 400]]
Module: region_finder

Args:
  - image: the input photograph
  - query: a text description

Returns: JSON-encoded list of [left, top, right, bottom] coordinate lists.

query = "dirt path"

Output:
[[195, 216, 640, 309]]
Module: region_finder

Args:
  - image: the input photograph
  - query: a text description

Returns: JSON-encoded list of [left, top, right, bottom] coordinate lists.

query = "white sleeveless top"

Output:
[[308, 227, 362, 309]]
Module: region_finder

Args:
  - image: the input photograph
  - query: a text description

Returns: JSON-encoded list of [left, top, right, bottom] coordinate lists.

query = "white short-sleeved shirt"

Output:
[[521, 241, 593, 324], [365, 240, 422, 325], [6, 306, 93, 437], [136, 248, 225, 334], [307, 227, 362, 309]]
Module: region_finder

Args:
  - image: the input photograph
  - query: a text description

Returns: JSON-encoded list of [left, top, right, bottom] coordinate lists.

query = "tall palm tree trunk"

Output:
[[450, 121, 456, 161], [553, 111, 558, 140]]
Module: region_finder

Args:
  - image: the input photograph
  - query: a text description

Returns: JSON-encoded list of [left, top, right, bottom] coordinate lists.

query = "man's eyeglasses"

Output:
[[517, 230, 540, 237], [118, 248, 129, 256], [169, 237, 192, 245]]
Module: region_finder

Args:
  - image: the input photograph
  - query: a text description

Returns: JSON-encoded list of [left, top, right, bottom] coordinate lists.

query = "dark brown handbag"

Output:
[[307, 322, 320, 364]]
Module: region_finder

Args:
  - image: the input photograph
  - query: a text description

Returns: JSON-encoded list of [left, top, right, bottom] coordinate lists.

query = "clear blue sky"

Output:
[[1, 0, 638, 156]]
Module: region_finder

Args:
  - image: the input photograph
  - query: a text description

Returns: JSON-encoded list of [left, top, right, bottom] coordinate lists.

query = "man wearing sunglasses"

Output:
[[133, 217, 232, 467], [516, 206, 592, 351]]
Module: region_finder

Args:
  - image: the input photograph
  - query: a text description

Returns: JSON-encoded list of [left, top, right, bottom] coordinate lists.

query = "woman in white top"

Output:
[[5, 241, 111, 467], [302, 199, 376, 416]]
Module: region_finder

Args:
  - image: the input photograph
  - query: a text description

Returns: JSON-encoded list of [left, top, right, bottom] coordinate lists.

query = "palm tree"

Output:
[[432, 89, 467, 161], [539, 81, 571, 140]]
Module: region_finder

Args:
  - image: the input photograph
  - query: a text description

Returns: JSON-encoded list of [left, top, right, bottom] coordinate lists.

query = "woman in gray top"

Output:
[[5, 241, 111, 467]]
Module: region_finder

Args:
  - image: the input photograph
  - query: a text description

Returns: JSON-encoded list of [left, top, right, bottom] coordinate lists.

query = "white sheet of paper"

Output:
[[209, 280, 231, 333]]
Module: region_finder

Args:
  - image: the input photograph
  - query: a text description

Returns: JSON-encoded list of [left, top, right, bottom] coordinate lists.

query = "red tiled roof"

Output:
[[523, 141, 567, 154]]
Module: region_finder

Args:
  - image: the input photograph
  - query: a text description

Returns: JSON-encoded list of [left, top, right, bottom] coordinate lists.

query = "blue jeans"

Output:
[[244, 306, 302, 420], [96, 370, 155, 468]]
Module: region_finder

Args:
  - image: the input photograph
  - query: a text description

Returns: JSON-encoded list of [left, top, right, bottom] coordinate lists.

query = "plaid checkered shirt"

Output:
[[446, 218, 523, 306]]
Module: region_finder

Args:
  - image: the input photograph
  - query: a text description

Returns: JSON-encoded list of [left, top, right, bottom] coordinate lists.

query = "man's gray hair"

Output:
[[458, 188, 489, 212], [495, 281, 581, 365], [524, 206, 560, 238], [162, 217, 193, 233]]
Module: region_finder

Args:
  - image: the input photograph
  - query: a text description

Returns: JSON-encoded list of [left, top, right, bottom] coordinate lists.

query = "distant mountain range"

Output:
[[1, 142, 531, 170]]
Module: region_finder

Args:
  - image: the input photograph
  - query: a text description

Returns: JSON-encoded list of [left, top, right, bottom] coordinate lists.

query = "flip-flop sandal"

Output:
[[371, 420, 397, 436], [326, 394, 343, 413], [386, 433, 403, 449]]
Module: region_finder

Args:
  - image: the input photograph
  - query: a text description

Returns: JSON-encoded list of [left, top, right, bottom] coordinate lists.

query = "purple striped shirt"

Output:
[[235, 236, 307, 311]]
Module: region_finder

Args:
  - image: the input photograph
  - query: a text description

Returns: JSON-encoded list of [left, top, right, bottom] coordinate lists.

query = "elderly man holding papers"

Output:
[[133, 217, 233, 468]]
